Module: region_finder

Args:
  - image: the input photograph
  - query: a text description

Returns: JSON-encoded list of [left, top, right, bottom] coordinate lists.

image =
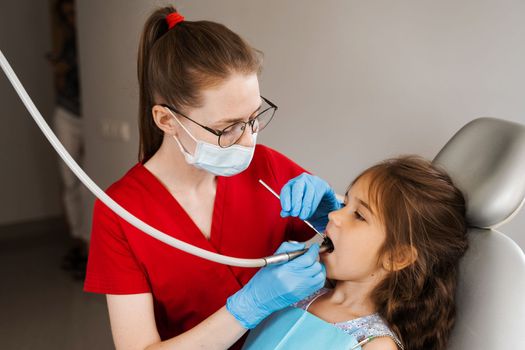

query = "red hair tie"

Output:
[[166, 12, 185, 29]]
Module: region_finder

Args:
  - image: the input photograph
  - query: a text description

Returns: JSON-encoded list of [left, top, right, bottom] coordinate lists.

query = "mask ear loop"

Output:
[[164, 107, 197, 155]]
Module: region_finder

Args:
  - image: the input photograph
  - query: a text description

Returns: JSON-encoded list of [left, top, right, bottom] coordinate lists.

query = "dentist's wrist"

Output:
[[226, 289, 266, 329]]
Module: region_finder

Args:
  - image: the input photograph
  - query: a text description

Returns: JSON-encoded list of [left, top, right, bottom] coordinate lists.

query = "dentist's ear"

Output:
[[382, 245, 418, 272], [151, 105, 179, 135]]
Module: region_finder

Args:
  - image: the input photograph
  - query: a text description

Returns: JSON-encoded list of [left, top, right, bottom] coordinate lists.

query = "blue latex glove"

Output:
[[280, 173, 342, 232], [226, 242, 326, 329]]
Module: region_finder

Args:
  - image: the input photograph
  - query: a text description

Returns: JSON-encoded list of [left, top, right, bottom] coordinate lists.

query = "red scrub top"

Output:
[[84, 145, 314, 349]]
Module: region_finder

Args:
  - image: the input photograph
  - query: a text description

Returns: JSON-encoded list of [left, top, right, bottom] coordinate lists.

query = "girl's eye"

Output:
[[354, 211, 366, 221]]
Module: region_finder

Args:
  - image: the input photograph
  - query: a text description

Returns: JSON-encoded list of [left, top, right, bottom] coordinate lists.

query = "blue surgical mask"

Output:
[[168, 109, 257, 177]]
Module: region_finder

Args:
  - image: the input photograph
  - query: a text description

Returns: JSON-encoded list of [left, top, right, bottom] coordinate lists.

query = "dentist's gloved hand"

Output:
[[280, 173, 342, 232], [226, 242, 325, 329]]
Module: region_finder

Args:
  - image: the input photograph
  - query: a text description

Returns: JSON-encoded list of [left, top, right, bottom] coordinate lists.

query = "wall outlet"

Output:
[[99, 119, 130, 142]]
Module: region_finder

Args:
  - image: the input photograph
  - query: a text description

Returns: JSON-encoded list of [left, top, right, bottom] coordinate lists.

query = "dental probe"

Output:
[[258, 179, 325, 239], [258, 179, 334, 264]]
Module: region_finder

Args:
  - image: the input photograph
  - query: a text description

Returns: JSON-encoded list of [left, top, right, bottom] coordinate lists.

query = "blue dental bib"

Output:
[[243, 306, 360, 350]]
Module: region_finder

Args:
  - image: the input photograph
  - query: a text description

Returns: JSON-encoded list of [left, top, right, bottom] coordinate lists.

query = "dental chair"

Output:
[[433, 117, 525, 349]]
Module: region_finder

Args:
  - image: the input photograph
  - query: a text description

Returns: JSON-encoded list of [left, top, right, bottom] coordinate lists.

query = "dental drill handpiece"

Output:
[[263, 237, 334, 266]]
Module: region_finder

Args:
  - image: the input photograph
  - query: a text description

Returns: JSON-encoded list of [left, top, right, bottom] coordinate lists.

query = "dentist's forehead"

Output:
[[197, 74, 260, 124]]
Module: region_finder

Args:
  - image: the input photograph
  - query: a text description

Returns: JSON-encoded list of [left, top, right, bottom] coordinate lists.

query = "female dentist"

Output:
[[83, 6, 339, 350]]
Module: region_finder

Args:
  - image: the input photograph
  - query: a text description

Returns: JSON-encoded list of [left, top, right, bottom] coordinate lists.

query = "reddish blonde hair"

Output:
[[137, 6, 262, 163]]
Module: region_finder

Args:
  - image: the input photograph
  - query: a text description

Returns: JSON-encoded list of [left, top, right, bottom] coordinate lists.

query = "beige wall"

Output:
[[76, 0, 525, 249], [0, 1, 62, 226]]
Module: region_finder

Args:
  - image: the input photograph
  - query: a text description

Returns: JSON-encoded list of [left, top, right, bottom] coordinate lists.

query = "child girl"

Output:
[[250, 155, 469, 350]]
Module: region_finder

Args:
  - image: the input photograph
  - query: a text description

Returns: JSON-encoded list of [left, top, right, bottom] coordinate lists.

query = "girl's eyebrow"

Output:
[[345, 193, 375, 216], [357, 198, 374, 216]]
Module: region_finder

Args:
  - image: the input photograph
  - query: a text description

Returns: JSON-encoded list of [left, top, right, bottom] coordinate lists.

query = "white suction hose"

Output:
[[0, 49, 270, 267]]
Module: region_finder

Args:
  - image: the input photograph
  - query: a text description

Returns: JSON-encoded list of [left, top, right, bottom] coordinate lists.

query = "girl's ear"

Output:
[[151, 105, 179, 136], [382, 245, 418, 271]]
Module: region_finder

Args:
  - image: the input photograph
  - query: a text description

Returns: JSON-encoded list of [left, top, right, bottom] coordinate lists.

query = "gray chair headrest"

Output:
[[433, 117, 525, 229]]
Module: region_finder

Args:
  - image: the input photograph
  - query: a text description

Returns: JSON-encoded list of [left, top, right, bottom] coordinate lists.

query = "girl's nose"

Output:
[[328, 208, 343, 227]]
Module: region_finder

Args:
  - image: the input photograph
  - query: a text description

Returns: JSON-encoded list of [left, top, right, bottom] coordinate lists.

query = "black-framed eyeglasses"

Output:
[[160, 96, 277, 148]]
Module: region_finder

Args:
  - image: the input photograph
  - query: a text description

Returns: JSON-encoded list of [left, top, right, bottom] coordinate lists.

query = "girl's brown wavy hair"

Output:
[[353, 156, 468, 350]]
